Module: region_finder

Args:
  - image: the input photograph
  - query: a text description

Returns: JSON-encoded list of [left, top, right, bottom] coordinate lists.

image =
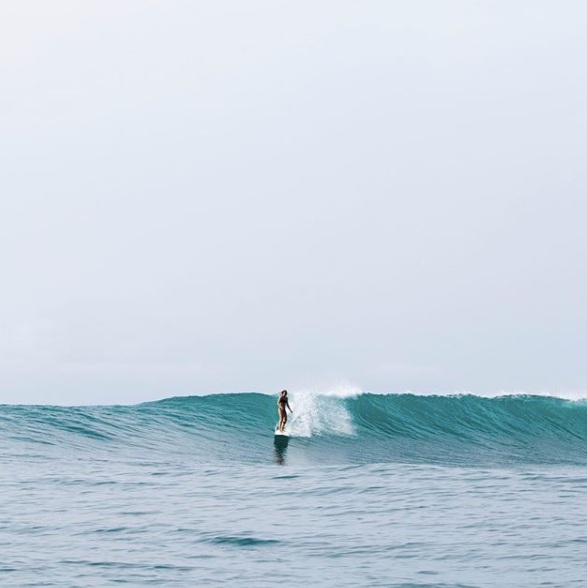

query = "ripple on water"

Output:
[[200, 535, 282, 547]]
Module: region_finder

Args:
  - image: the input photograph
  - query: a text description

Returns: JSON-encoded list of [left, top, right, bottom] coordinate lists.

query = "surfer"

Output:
[[277, 390, 293, 432]]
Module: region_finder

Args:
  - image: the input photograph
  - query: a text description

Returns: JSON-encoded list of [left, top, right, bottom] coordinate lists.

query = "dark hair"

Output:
[[281, 390, 287, 395]]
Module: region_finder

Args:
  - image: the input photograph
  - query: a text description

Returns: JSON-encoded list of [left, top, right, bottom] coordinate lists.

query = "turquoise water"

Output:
[[1, 392, 586, 586]]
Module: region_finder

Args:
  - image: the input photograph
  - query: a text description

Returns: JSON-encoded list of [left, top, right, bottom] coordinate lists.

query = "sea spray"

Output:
[[287, 389, 356, 438]]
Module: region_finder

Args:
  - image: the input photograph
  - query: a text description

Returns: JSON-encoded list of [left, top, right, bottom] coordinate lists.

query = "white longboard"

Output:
[[274, 427, 289, 437]]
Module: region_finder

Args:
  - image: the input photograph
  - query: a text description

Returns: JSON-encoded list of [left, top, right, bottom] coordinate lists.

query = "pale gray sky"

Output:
[[1, 1, 586, 404]]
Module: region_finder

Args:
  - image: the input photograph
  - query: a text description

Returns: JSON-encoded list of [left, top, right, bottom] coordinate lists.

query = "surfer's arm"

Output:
[[287, 401, 292, 412]]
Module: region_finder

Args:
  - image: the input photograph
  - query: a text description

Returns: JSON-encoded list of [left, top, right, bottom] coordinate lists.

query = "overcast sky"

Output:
[[1, 1, 586, 404]]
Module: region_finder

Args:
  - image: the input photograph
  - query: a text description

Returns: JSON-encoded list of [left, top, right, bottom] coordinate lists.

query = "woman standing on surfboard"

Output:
[[277, 390, 293, 432]]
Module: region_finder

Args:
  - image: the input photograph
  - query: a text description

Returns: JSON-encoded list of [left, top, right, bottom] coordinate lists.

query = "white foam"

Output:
[[392, 389, 587, 401], [286, 388, 357, 438]]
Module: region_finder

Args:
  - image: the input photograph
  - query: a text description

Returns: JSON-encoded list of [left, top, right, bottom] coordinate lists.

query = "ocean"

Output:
[[1, 391, 586, 587]]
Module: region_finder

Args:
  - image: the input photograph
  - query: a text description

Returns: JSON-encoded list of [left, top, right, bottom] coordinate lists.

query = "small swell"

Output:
[[202, 535, 281, 547]]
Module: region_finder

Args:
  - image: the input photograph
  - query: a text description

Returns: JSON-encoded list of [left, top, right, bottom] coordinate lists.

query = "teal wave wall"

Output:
[[1, 393, 585, 466]]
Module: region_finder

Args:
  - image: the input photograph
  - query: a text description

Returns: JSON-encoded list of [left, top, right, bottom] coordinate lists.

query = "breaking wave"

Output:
[[1, 391, 586, 467]]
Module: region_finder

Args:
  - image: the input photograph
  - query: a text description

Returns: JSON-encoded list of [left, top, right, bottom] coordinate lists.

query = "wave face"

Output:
[[1, 392, 586, 467]]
